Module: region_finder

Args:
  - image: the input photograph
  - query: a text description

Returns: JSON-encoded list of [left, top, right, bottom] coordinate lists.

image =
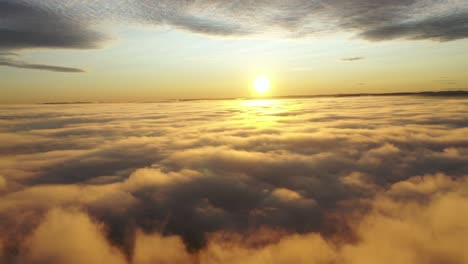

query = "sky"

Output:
[[0, 96, 467, 263], [1, 2, 468, 262], [1, 0, 468, 103]]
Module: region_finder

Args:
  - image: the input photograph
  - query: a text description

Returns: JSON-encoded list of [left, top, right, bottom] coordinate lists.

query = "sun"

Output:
[[253, 76, 271, 95]]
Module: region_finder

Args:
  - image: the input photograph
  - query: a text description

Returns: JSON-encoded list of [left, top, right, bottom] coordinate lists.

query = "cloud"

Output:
[[0, 1, 98, 72], [19, 208, 127, 264], [128, 0, 468, 41], [0, 1, 105, 50], [358, 11, 468, 41], [199, 173, 468, 264], [0, 175, 6, 191], [132, 231, 191, 264], [341, 57, 365, 61], [199, 232, 338, 264], [341, 174, 468, 264], [1, 0, 466, 72], [0, 96, 467, 262], [5, 174, 467, 263], [0, 52, 18, 56], [434, 78, 458, 85], [0, 57, 84, 73], [166, 14, 251, 36], [2, 0, 467, 48]]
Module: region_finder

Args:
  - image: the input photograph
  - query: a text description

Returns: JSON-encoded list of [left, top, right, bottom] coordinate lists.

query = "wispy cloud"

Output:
[[0, 52, 18, 56], [0, 58, 84, 73], [0, 52, 84, 73], [434, 77, 458, 85], [341, 57, 365, 61]]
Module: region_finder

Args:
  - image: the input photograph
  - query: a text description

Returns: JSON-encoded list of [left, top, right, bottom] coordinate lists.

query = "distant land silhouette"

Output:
[[40, 90, 468, 104]]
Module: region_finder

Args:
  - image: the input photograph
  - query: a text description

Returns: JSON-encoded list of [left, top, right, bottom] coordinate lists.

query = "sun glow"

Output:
[[253, 76, 271, 95]]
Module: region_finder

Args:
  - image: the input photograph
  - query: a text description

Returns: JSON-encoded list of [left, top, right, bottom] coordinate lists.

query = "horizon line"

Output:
[[1, 90, 467, 105]]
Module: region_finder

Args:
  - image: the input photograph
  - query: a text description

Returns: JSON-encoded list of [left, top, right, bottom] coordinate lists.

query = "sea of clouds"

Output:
[[0, 96, 467, 264]]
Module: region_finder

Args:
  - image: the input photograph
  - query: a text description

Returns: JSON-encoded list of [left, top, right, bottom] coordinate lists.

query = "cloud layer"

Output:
[[9, 0, 468, 41], [1, 0, 467, 72], [0, 96, 467, 263]]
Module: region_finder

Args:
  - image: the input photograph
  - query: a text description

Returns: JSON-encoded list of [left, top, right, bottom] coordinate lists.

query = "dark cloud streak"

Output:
[[0, 58, 84, 73], [341, 57, 365, 61]]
